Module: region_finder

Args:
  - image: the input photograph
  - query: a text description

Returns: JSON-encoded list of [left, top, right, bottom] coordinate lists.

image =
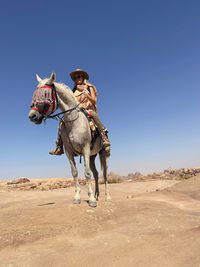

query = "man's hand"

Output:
[[83, 89, 89, 95]]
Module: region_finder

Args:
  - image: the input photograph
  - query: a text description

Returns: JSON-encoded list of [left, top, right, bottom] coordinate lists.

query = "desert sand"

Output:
[[0, 176, 200, 267]]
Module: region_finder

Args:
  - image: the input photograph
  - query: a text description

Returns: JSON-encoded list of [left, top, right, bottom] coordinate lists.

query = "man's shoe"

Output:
[[104, 144, 111, 156], [100, 131, 111, 155], [102, 140, 110, 147], [102, 139, 111, 156], [49, 146, 64, 155]]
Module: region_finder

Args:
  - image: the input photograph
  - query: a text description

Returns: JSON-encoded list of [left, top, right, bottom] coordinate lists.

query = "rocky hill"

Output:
[[1, 167, 200, 192]]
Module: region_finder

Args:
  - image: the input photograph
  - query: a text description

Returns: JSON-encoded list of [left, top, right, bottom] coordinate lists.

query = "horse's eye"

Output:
[[44, 103, 50, 110]]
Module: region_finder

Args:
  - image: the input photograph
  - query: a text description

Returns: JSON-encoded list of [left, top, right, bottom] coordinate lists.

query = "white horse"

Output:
[[28, 73, 111, 207]]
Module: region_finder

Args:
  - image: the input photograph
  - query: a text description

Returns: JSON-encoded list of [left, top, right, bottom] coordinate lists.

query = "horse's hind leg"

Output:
[[90, 154, 99, 200], [99, 150, 111, 201], [83, 145, 97, 207]]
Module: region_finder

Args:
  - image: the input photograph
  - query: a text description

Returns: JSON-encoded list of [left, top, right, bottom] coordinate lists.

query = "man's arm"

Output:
[[84, 85, 97, 105]]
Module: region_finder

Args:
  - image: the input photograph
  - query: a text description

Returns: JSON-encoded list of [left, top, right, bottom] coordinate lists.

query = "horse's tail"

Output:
[[99, 149, 109, 171]]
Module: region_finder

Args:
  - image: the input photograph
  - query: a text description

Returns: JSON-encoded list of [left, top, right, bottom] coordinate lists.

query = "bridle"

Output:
[[31, 84, 81, 122], [31, 84, 58, 115], [30, 83, 89, 157]]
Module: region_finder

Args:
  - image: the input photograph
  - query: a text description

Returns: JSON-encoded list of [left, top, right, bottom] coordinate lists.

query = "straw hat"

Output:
[[70, 69, 89, 81]]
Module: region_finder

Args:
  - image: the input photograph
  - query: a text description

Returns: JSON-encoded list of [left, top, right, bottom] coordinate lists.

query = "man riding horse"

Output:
[[49, 69, 111, 156]]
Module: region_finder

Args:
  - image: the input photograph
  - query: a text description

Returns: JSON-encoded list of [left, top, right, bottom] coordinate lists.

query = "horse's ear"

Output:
[[49, 72, 56, 84], [36, 74, 42, 83]]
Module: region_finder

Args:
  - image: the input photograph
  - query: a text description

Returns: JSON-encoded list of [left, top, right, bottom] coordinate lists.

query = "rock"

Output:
[[125, 166, 200, 182], [127, 172, 145, 181], [86, 209, 95, 213], [127, 195, 134, 199], [134, 172, 142, 177], [7, 178, 30, 185]]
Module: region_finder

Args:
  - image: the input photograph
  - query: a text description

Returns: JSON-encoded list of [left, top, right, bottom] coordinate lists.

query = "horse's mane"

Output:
[[56, 82, 75, 97], [54, 82, 78, 104]]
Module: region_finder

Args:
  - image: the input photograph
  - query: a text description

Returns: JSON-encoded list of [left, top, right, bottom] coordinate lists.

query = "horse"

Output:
[[28, 72, 111, 207]]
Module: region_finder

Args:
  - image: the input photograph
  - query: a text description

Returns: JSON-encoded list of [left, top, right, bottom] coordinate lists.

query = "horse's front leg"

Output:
[[67, 155, 81, 204], [83, 145, 97, 207]]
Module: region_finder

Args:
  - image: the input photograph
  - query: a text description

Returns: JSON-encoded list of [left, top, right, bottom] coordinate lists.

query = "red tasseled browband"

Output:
[[38, 85, 53, 89]]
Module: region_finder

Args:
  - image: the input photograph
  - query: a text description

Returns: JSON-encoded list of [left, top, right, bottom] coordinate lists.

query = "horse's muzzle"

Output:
[[28, 110, 44, 124]]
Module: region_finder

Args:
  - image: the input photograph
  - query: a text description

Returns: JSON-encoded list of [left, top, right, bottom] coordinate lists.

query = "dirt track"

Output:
[[0, 177, 200, 267]]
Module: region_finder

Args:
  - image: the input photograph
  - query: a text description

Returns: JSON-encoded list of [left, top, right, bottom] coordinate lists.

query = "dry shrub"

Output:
[[99, 172, 123, 184]]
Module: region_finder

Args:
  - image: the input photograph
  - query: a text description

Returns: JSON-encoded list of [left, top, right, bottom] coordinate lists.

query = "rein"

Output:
[[33, 84, 82, 122], [44, 86, 86, 121], [46, 102, 81, 120], [31, 82, 85, 157], [41, 85, 82, 156]]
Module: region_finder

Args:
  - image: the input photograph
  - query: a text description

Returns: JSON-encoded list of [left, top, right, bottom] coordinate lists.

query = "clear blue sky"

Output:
[[1, 0, 200, 179]]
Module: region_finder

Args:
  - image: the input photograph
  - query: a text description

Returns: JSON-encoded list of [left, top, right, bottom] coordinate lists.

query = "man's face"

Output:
[[74, 74, 84, 85]]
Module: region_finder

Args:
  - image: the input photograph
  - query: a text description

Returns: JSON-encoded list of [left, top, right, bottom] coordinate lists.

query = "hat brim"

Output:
[[70, 70, 89, 81]]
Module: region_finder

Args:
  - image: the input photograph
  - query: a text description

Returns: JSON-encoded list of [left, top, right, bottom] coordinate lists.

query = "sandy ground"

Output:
[[0, 177, 200, 267]]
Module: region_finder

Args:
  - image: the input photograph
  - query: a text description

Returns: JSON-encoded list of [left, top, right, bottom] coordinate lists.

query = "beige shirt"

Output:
[[73, 83, 97, 112]]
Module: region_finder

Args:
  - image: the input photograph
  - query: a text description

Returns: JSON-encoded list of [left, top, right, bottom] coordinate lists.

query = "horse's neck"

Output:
[[54, 82, 77, 111], [54, 82, 90, 141]]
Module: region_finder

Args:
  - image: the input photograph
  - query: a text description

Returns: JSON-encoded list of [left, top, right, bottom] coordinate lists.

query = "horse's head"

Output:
[[28, 72, 58, 124]]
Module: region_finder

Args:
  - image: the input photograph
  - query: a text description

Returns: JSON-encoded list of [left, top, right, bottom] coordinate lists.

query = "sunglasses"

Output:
[[74, 75, 83, 80]]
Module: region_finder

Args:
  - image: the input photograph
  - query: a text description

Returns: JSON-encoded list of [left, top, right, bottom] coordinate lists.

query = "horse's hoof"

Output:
[[106, 196, 112, 201], [88, 201, 97, 208], [73, 199, 81, 204]]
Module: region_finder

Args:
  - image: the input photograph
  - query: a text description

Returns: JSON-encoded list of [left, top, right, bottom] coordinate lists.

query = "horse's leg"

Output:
[[68, 155, 81, 204], [61, 123, 81, 204], [90, 154, 99, 200], [99, 150, 111, 201], [83, 145, 97, 207]]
